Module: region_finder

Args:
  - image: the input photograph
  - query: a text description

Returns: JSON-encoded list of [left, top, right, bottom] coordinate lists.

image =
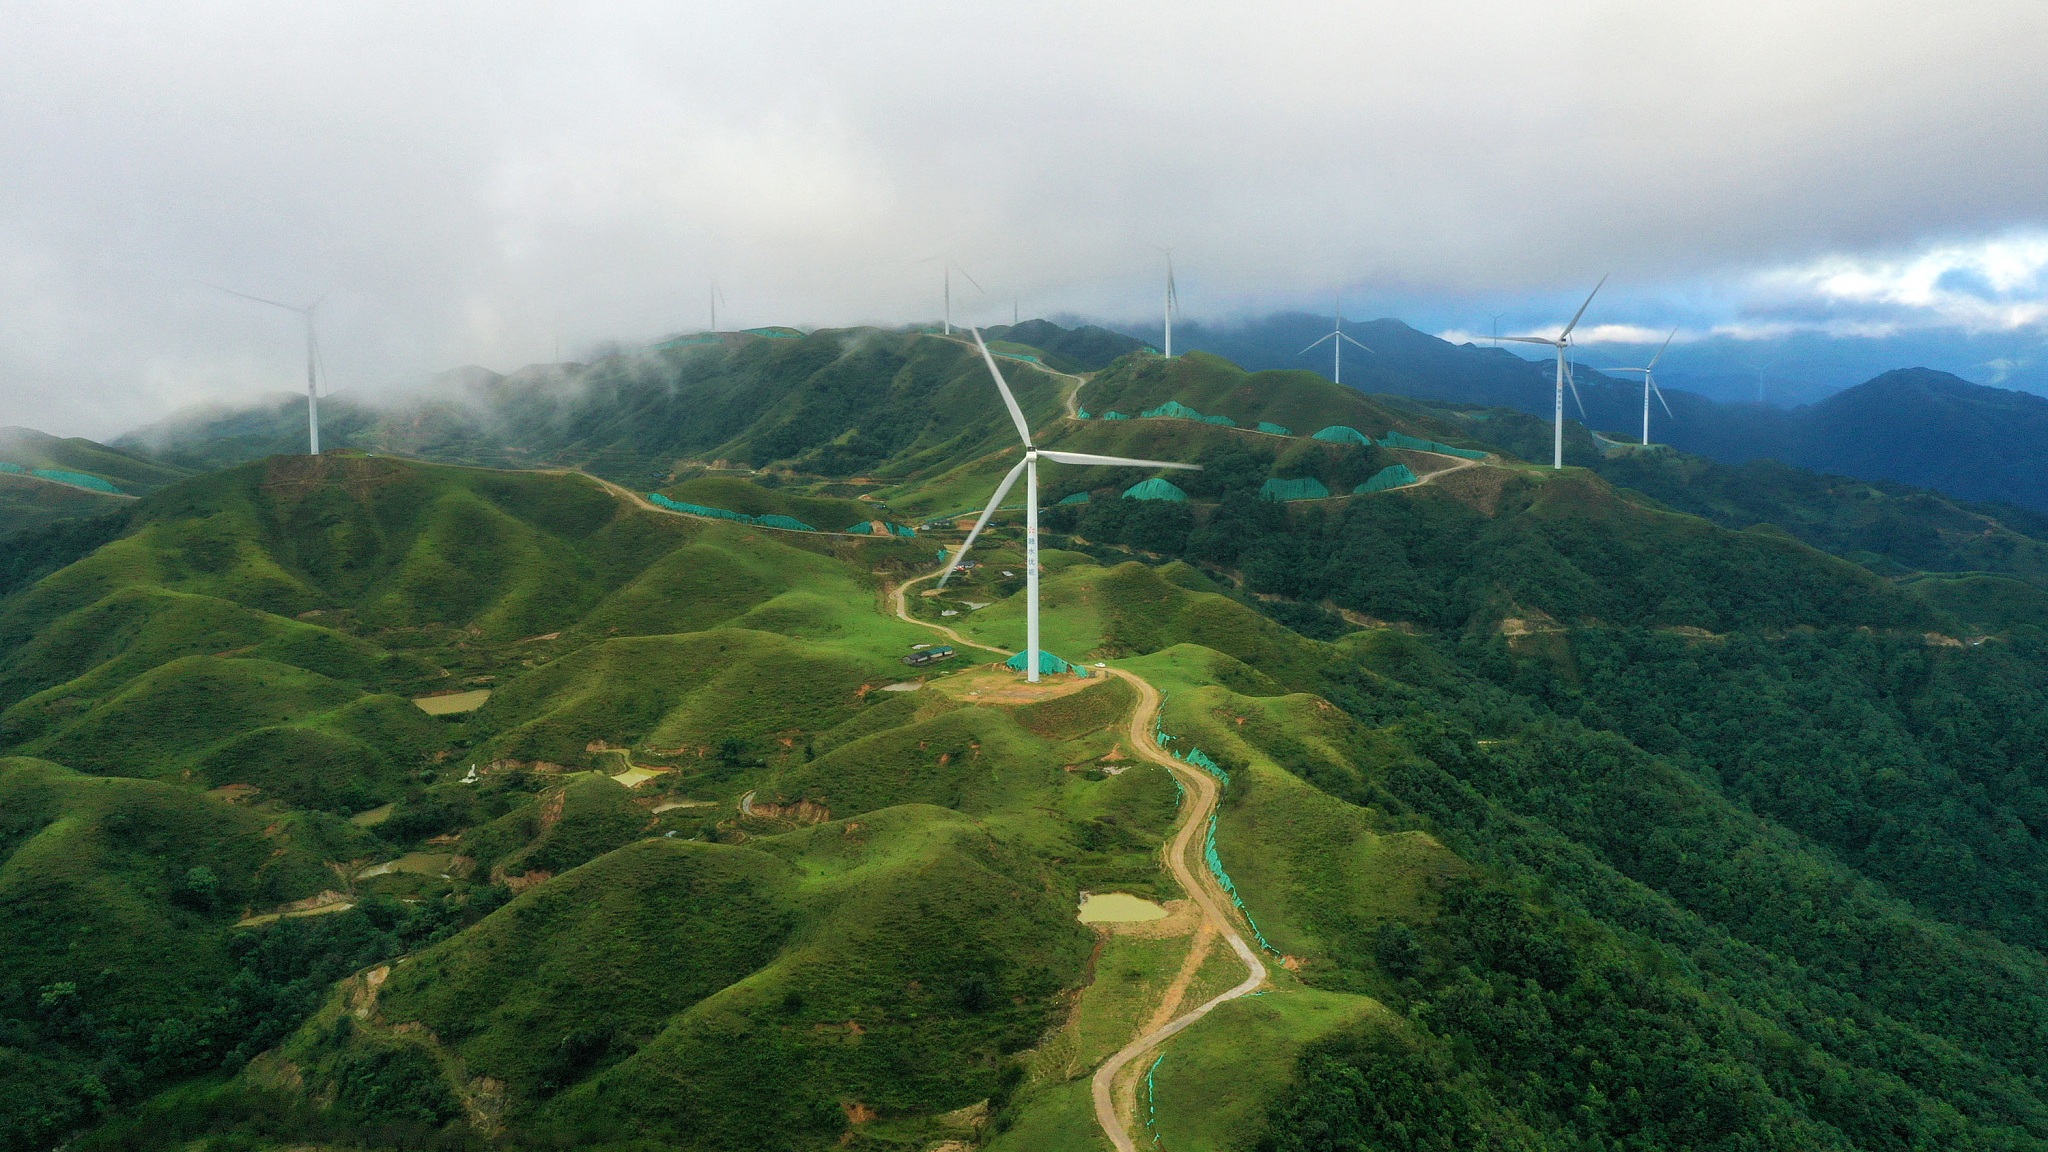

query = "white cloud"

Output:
[[4, 0, 2048, 435]]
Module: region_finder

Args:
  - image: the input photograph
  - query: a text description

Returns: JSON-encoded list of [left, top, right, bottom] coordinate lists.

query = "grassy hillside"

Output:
[[23, 344, 2048, 1152]]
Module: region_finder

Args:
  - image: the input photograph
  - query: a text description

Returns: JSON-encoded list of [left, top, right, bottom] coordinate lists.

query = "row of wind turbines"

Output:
[[1483, 276, 1676, 469], [934, 273, 1687, 680]]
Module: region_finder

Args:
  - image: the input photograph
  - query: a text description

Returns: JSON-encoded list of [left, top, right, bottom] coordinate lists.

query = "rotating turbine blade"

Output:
[[1338, 332, 1373, 353], [939, 458, 1029, 587], [1565, 359, 1587, 419], [1488, 335, 1558, 345], [1651, 376, 1675, 418], [1299, 332, 1337, 355], [1036, 450, 1202, 471], [954, 264, 987, 294], [970, 327, 1034, 447], [1648, 326, 1677, 369], [1559, 274, 1608, 340], [204, 282, 306, 314]]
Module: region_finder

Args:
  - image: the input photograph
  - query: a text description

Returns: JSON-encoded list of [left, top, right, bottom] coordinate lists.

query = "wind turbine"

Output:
[[1300, 303, 1371, 385], [210, 284, 324, 455], [1487, 276, 1605, 469], [939, 328, 1201, 682], [1601, 327, 1677, 446], [709, 280, 727, 332], [1163, 253, 1180, 358], [924, 259, 986, 335]]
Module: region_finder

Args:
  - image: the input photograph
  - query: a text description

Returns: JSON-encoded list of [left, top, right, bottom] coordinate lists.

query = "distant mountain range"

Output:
[[1105, 312, 2048, 513]]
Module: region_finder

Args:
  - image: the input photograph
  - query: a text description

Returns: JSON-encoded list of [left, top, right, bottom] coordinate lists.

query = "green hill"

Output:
[[21, 342, 2048, 1152]]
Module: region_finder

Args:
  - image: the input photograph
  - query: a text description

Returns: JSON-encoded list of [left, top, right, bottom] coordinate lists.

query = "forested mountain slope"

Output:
[[9, 345, 2048, 1151]]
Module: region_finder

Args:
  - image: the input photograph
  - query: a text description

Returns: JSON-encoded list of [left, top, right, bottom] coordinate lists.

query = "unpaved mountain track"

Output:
[[888, 564, 1266, 1151]]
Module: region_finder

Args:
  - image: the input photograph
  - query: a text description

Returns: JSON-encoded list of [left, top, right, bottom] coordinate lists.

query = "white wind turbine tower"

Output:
[[1601, 327, 1677, 446], [940, 328, 1202, 682], [1487, 276, 1606, 469], [1300, 303, 1371, 385], [211, 284, 324, 455], [1163, 253, 1180, 358], [925, 259, 986, 335], [709, 280, 727, 332]]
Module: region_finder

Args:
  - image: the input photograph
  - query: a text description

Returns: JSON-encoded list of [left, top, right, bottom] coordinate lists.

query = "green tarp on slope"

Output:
[[1259, 476, 1330, 501], [1056, 491, 1091, 505], [1355, 464, 1419, 493], [1256, 422, 1291, 436], [1142, 400, 1206, 420], [8, 466, 121, 493], [1122, 478, 1191, 502], [1005, 650, 1088, 675], [1100, 411, 1130, 420], [646, 493, 817, 532], [1310, 425, 1373, 446]]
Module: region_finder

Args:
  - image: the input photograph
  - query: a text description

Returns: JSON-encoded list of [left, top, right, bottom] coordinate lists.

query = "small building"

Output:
[[902, 646, 956, 667]]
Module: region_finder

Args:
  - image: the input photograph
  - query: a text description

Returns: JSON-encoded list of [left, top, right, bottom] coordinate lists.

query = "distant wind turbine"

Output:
[[209, 283, 324, 455], [1300, 303, 1371, 385], [1601, 327, 1677, 447], [709, 280, 727, 332], [923, 258, 986, 335], [1487, 276, 1606, 469], [940, 328, 1201, 682], [1163, 253, 1180, 358]]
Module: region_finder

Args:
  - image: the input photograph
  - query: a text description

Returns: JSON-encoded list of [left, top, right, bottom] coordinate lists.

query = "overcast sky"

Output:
[[6, 0, 2048, 436]]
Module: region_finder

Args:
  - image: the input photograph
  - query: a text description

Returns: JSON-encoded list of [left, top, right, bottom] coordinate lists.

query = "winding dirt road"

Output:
[[887, 565, 1266, 1151]]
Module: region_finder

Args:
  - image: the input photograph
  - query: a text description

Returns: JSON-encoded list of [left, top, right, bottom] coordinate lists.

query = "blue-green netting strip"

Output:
[[1147, 1053, 1164, 1144], [1151, 696, 1279, 956]]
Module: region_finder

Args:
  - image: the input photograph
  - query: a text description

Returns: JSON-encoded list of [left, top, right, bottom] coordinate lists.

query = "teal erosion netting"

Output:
[[1150, 702, 1279, 956], [7, 465, 121, 493], [1056, 491, 1091, 505], [1005, 650, 1088, 675], [842, 520, 918, 536], [1256, 421, 1292, 436], [1376, 430, 1487, 459], [651, 334, 722, 349], [1076, 408, 1091, 419], [645, 493, 817, 532], [740, 327, 802, 339], [1310, 425, 1373, 446], [1122, 477, 1190, 502], [1101, 410, 1130, 420], [1259, 476, 1330, 501], [1146, 1054, 1164, 1145], [1141, 399, 1205, 420], [1355, 464, 1419, 493], [1203, 414, 1237, 427]]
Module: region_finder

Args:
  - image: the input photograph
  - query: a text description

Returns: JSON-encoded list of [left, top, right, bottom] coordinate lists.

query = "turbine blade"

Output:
[[1648, 325, 1677, 368], [1036, 450, 1201, 471], [970, 328, 1035, 446], [938, 459, 1028, 587], [1488, 335, 1557, 345], [203, 282, 304, 313], [1651, 376, 1675, 418], [1559, 274, 1608, 339], [1566, 360, 1586, 419], [955, 264, 987, 294], [1338, 332, 1373, 353], [1299, 332, 1337, 354], [1601, 366, 1648, 374]]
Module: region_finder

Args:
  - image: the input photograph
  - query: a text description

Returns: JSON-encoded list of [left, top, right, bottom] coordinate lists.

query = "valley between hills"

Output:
[[8, 326, 2048, 1152]]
